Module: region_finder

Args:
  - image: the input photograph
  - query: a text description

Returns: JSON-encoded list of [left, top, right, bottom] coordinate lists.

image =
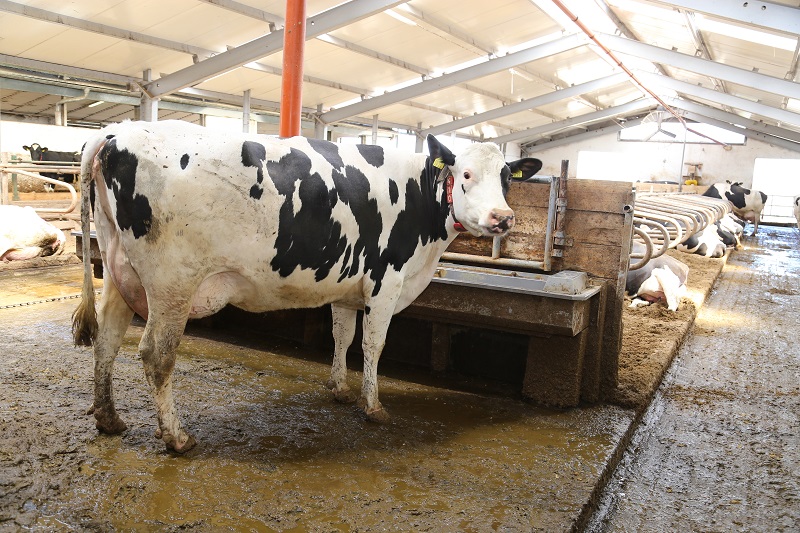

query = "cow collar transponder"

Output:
[[433, 157, 467, 233]]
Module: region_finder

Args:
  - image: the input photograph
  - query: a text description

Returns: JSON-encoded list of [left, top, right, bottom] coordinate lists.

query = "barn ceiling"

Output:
[[1, 0, 799, 153]]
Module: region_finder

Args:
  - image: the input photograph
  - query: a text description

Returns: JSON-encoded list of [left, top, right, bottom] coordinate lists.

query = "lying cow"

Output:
[[627, 245, 689, 312], [677, 225, 727, 258], [0, 205, 65, 261], [702, 181, 767, 235], [22, 143, 81, 184], [71, 120, 543, 452]]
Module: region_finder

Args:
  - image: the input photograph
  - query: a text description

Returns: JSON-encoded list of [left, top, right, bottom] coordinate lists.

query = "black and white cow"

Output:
[[627, 245, 689, 312], [0, 205, 66, 261], [22, 143, 81, 183], [702, 181, 767, 235], [793, 196, 799, 230], [71, 120, 542, 452], [677, 225, 727, 258]]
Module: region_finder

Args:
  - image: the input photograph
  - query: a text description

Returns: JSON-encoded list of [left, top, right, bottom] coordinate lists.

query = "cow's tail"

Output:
[[71, 138, 101, 347]]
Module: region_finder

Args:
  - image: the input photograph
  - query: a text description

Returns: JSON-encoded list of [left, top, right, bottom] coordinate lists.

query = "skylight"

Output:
[[694, 14, 798, 51]]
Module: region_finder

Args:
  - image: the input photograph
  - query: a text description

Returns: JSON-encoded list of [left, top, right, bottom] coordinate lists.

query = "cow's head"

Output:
[[22, 143, 47, 161], [427, 135, 542, 237]]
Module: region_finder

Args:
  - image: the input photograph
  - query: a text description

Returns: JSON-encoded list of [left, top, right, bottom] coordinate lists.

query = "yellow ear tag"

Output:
[[433, 157, 445, 169], [511, 170, 523, 179]]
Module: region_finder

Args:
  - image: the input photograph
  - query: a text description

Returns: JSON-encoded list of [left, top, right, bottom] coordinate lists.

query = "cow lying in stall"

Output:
[[677, 213, 744, 258], [702, 181, 767, 235], [22, 143, 82, 185], [71, 120, 543, 452], [627, 243, 689, 312], [0, 205, 66, 261]]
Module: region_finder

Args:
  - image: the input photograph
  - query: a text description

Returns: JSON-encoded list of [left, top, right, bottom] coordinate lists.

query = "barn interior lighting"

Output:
[[694, 14, 797, 51], [87, 101, 104, 108], [384, 9, 417, 26]]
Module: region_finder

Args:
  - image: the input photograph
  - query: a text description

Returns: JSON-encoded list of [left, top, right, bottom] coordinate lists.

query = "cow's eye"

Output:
[[463, 171, 471, 180]]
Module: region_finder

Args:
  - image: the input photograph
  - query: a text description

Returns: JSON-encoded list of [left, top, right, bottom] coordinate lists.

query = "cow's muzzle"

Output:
[[489, 208, 515, 234]]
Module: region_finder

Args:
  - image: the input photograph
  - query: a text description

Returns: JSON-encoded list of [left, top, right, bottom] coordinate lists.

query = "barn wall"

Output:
[[527, 131, 800, 189], [1, 122, 94, 157]]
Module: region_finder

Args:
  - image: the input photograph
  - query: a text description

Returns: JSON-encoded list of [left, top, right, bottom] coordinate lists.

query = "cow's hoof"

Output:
[[163, 432, 196, 454], [365, 407, 391, 424], [94, 409, 128, 435], [332, 388, 358, 404]]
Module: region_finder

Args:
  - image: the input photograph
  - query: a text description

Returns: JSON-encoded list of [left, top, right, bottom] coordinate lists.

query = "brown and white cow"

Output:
[[72, 120, 542, 452]]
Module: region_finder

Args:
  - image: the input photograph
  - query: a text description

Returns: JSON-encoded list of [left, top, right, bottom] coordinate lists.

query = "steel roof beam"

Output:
[[600, 33, 800, 100], [636, 71, 800, 128], [0, 0, 213, 60], [419, 72, 629, 137], [678, 109, 800, 153], [649, 0, 800, 36], [492, 98, 656, 145], [143, 0, 405, 98], [319, 33, 589, 125], [524, 118, 645, 152], [664, 97, 800, 144]]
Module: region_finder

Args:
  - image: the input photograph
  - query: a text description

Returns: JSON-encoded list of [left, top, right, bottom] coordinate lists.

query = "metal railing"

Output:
[[629, 191, 731, 270], [0, 162, 80, 215]]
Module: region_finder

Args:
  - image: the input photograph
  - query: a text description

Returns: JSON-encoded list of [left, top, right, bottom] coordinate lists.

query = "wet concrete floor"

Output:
[[590, 225, 800, 532], [1, 226, 797, 531]]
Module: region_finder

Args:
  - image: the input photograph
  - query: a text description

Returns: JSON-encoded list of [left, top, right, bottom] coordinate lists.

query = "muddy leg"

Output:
[[358, 295, 398, 423], [92, 274, 135, 434], [138, 303, 194, 452], [327, 305, 358, 403]]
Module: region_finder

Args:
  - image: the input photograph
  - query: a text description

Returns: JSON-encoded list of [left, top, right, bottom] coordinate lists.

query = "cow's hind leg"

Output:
[[138, 300, 194, 452], [92, 275, 135, 434], [326, 305, 358, 403]]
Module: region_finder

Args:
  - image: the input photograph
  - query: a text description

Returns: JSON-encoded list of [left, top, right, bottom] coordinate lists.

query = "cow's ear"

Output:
[[41, 147, 49, 152], [426, 135, 455, 167], [23, 145, 30, 151], [508, 158, 543, 181]]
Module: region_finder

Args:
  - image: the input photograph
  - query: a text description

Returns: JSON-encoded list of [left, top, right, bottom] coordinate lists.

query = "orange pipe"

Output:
[[279, 0, 306, 138]]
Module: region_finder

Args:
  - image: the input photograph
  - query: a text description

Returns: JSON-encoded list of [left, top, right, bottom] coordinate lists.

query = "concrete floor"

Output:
[[590, 225, 800, 532], [1, 225, 797, 531]]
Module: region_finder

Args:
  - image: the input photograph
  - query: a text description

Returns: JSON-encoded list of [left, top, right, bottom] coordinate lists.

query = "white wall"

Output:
[[1, 121, 95, 159], [528, 130, 800, 189]]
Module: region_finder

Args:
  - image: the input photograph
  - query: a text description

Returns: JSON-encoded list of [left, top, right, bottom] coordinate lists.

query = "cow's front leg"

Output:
[[138, 301, 194, 453], [358, 287, 400, 423], [91, 273, 135, 434], [326, 304, 358, 403]]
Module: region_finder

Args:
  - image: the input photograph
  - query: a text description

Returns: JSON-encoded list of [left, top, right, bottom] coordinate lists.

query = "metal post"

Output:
[[314, 104, 325, 139], [372, 114, 379, 145], [141, 69, 159, 122], [279, 0, 306, 138], [415, 123, 424, 153], [242, 89, 251, 133]]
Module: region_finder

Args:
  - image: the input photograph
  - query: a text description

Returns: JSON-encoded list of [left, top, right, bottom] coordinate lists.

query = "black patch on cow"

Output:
[[356, 144, 385, 168], [242, 141, 267, 200], [332, 165, 383, 288], [759, 191, 767, 204], [697, 243, 708, 256], [725, 190, 747, 209], [99, 138, 152, 239], [702, 186, 722, 200], [364, 305, 371, 315], [308, 139, 344, 169], [379, 157, 450, 295], [180, 153, 190, 170], [500, 166, 511, 196], [268, 148, 347, 281], [388, 180, 399, 205]]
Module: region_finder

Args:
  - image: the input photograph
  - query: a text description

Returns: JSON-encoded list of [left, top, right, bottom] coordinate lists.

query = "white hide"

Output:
[[0, 205, 65, 261]]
